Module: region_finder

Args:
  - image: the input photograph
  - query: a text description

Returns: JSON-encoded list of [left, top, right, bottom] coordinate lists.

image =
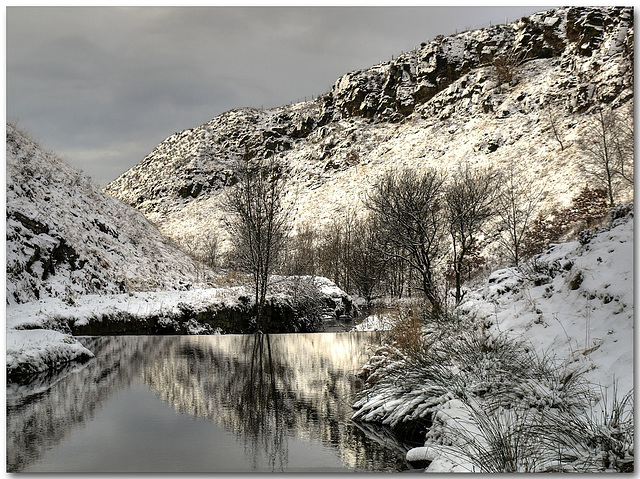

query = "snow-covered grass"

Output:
[[352, 207, 634, 472]]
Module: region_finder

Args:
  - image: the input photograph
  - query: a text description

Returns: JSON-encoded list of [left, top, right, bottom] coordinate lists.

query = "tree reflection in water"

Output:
[[8, 333, 411, 472], [238, 333, 288, 471], [141, 331, 410, 471]]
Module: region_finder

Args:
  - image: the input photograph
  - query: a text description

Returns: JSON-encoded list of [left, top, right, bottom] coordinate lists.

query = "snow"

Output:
[[6, 287, 241, 331], [352, 314, 396, 332], [6, 329, 94, 378], [351, 210, 633, 472], [6, 276, 352, 380], [419, 211, 634, 471], [462, 208, 634, 395]]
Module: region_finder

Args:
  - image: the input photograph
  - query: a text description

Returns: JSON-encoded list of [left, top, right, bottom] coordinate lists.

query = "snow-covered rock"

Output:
[[104, 6, 633, 264]]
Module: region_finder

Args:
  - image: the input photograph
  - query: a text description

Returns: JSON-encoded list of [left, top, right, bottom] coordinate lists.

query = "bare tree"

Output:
[[492, 49, 524, 87], [317, 208, 357, 293], [496, 162, 545, 266], [445, 165, 500, 304], [365, 167, 447, 313], [222, 153, 292, 330], [349, 213, 388, 305], [285, 221, 318, 276], [580, 104, 634, 207], [200, 235, 221, 268], [610, 103, 634, 187]]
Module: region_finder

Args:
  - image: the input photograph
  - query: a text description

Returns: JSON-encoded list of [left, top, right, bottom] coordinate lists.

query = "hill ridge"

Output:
[[103, 6, 633, 261]]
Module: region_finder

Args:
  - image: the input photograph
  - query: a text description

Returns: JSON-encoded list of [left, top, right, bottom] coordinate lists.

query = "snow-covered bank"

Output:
[[353, 207, 634, 472], [6, 329, 94, 379], [6, 276, 355, 381]]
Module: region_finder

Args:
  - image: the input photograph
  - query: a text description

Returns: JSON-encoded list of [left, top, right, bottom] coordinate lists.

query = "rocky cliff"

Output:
[[104, 6, 634, 258]]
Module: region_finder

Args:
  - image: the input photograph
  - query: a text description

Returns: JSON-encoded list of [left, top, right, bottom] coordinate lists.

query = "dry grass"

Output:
[[383, 307, 426, 355]]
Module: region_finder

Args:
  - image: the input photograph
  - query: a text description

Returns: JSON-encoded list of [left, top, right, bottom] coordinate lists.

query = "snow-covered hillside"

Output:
[[459, 204, 634, 396], [104, 6, 633, 260], [6, 123, 214, 305], [352, 206, 634, 472]]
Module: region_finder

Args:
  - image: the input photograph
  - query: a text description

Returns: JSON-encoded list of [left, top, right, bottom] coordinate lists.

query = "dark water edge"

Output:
[[7, 332, 420, 473]]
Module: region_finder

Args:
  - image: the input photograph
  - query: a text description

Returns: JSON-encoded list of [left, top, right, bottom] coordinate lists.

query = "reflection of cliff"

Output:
[[141, 332, 407, 471], [6, 337, 167, 472]]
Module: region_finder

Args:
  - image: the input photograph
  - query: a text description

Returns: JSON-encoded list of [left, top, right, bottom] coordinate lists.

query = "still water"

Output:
[[7, 332, 418, 473]]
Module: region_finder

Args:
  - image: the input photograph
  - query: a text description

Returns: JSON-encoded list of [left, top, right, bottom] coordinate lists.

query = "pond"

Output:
[[7, 332, 420, 473]]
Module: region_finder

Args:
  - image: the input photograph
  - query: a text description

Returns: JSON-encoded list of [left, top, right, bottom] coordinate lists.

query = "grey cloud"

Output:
[[7, 6, 549, 186]]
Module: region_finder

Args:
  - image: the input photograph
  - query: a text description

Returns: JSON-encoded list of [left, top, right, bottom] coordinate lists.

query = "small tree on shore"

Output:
[[350, 213, 388, 304], [222, 153, 292, 330]]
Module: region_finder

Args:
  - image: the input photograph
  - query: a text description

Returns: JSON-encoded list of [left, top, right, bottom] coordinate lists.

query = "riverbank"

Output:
[[352, 207, 634, 472], [6, 276, 355, 381]]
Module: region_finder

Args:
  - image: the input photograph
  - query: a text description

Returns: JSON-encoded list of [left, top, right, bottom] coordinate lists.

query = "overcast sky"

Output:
[[6, 5, 550, 187]]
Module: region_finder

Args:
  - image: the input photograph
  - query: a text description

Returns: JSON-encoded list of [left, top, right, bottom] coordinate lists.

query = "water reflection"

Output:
[[6, 336, 168, 472], [141, 332, 409, 471], [7, 332, 413, 472]]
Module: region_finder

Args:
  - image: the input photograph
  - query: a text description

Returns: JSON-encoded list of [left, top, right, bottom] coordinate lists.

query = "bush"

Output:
[[353, 317, 588, 431], [522, 186, 610, 259], [383, 308, 425, 355], [492, 51, 522, 85]]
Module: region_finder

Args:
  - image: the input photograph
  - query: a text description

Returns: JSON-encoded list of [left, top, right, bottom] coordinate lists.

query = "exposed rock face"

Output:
[[324, 6, 633, 121], [6, 124, 211, 305], [104, 6, 634, 259]]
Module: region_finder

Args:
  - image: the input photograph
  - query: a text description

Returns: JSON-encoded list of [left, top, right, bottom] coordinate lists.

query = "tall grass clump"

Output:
[[352, 306, 633, 471], [444, 403, 561, 472], [438, 385, 634, 473], [572, 385, 634, 472]]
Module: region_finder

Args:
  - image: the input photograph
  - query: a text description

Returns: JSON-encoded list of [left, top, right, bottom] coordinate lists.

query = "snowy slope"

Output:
[[104, 6, 634, 260], [420, 206, 634, 472], [351, 207, 633, 472], [6, 123, 214, 305], [459, 204, 634, 395]]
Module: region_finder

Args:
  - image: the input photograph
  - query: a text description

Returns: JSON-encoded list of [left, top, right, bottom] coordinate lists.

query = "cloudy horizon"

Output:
[[7, 5, 550, 186]]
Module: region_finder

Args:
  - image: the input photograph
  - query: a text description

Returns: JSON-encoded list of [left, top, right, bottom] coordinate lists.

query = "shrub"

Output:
[[492, 51, 522, 85], [522, 186, 611, 259]]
